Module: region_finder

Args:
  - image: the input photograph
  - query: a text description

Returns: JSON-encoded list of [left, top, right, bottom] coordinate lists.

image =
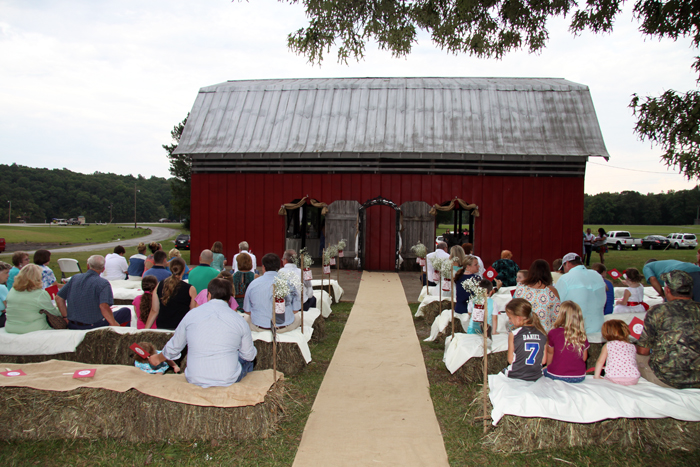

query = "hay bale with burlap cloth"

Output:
[[0, 328, 173, 366], [0, 384, 284, 441]]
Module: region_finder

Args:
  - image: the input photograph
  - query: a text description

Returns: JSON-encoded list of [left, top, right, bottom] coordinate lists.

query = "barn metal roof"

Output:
[[176, 77, 609, 176]]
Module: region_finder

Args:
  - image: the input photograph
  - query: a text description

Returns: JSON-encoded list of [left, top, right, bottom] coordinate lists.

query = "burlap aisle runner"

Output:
[[0, 360, 282, 407], [293, 271, 449, 466]]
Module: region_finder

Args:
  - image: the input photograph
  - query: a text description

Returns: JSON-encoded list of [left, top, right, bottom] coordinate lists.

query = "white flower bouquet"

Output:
[[272, 275, 293, 318], [411, 242, 427, 266], [440, 260, 454, 291], [462, 277, 487, 322], [430, 257, 445, 282], [337, 239, 347, 257]]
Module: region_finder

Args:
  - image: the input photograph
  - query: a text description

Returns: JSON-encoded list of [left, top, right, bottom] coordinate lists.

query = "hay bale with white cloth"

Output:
[[444, 333, 510, 383]]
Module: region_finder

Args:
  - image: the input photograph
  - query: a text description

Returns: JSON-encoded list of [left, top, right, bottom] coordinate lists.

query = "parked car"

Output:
[[641, 235, 671, 250], [667, 233, 698, 249], [0, 237, 5, 253], [159, 218, 171, 223], [435, 235, 444, 247], [605, 231, 641, 251], [67, 218, 80, 225], [175, 234, 190, 250]]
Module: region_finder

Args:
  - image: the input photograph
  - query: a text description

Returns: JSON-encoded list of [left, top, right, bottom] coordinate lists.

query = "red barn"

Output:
[[175, 77, 609, 271]]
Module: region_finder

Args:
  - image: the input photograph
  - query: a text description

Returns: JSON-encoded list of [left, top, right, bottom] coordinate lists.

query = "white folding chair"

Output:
[[57, 258, 82, 282]]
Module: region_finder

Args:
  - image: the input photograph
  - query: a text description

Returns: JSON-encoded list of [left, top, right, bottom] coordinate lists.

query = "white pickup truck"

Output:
[[606, 231, 641, 251]]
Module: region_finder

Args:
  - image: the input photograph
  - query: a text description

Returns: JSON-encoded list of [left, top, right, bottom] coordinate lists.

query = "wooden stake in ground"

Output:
[[482, 291, 489, 434], [450, 267, 455, 338], [271, 283, 278, 381], [423, 259, 428, 297], [321, 248, 325, 308], [336, 252, 340, 288], [300, 253, 305, 334]]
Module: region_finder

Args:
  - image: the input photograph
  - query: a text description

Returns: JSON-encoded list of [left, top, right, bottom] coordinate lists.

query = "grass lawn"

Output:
[[0, 225, 152, 245], [410, 303, 700, 466], [0, 303, 352, 466]]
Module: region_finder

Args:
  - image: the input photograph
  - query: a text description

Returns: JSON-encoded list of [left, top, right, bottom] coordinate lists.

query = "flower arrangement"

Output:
[[293, 247, 314, 269], [272, 274, 294, 300], [430, 256, 445, 281], [440, 259, 454, 278], [410, 241, 427, 258], [277, 269, 302, 295], [323, 245, 338, 265], [462, 277, 486, 305]]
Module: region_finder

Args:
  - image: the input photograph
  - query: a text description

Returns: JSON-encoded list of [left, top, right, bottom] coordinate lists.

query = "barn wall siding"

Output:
[[191, 173, 584, 271]]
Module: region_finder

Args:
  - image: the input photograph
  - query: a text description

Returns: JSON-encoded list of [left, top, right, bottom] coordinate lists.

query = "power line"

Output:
[[587, 160, 679, 175]]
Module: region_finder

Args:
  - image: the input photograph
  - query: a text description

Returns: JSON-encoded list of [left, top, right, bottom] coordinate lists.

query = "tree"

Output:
[[164, 114, 190, 222], [287, 0, 700, 178]]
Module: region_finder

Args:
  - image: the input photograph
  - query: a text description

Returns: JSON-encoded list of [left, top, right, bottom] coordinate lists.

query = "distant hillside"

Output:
[[0, 164, 175, 223]]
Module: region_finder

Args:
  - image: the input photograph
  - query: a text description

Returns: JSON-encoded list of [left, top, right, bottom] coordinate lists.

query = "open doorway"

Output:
[[433, 199, 477, 250], [284, 199, 324, 259]]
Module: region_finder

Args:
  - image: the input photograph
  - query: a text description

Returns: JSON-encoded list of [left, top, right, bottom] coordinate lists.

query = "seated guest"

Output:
[[144, 258, 196, 330], [462, 243, 485, 275], [194, 271, 238, 311], [544, 301, 589, 383], [143, 250, 172, 282], [211, 241, 227, 272], [465, 279, 500, 335], [643, 259, 700, 302], [425, 242, 449, 286], [503, 298, 547, 381], [101, 245, 128, 281], [0, 261, 11, 327], [148, 278, 257, 387], [127, 242, 148, 280], [188, 249, 219, 294], [556, 253, 606, 335], [134, 275, 158, 329], [551, 259, 563, 284], [454, 255, 481, 314], [595, 319, 640, 385], [233, 241, 257, 273], [281, 249, 316, 311], [33, 249, 60, 297], [590, 263, 614, 315], [143, 242, 162, 273], [168, 248, 189, 280], [233, 252, 255, 309], [492, 250, 520, 287], [613, 267, 646, 314], [243, 253, 301, 333], [55, 255, 131, 329], [636, 270, 700, 389], [513, 260, 561, 332], [5, 264, 63, 333], [7, 251, 30, 290], [515, 270, 527, 285]]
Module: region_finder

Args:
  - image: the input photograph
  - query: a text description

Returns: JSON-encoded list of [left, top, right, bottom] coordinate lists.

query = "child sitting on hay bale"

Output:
[[465, 279, 500, 335], [613, 268, 647, 314], [594, 320, 640, 385], [135, 276, 158, 329], [133, 342, 180, 375], [503, 298, 547, 381], [544, 301, 589, 383]]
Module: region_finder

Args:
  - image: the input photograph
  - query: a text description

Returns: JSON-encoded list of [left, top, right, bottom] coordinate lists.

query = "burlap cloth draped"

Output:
[[278, 196, 328, 216], [429, 198, 480, 217]]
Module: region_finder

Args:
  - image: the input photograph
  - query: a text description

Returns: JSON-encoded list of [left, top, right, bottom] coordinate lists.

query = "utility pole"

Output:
[[7, 200, 10, 224]]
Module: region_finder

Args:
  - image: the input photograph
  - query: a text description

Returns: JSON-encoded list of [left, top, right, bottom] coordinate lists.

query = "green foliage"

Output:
[[584, 188, 700, 225], [286, 0, 700, 179], [0, 165, 173, 223], [164, 114, 190, 221]]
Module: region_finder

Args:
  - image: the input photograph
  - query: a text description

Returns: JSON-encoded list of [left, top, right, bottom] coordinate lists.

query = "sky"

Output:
[[0, 0, 697, 195]]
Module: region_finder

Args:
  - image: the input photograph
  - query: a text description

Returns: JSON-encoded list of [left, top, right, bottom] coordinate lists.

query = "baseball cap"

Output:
[[560, 252, 581, 270], [660, 270, 693, 296]]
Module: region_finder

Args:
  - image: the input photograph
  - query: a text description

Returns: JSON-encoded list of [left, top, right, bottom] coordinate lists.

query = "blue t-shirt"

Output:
[[643, 260, 700, 285], [134, 350, 169, 374], [143, 266, 172, 283], [7, 267, 20, 290], [0, 284, 8, 312], [603, 278, 614, 315]]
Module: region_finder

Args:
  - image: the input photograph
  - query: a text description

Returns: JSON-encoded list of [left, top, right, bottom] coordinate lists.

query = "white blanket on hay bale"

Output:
[[443, 333, 509, 374], [489, 372, 700, 425], [427, 307, 510, 343], [313, 290, 333, 318], [416, 285, 517, 318], [249, 308, 321, 364], [311, 279, 344, 303]]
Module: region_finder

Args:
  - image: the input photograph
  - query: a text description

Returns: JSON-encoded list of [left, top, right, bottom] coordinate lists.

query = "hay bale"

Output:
[[432, 319, 465, 346], [310, 316, 326, 343], [254, 341, 307, 376], [483, 414, 700, 452], [0, 329, 173, 367], [421, 299, 452, 326], [453, 351, 509, 384], [0, 382, 285, 441], [586, 342, 603, 370]]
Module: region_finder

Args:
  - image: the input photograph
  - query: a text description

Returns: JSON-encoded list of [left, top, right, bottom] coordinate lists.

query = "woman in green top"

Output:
[[5, 264, 63, 334], [211, 241, 227, 272]]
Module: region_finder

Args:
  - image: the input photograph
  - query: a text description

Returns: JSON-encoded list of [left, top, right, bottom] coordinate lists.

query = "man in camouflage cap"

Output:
[[636, 270, 700, 389]]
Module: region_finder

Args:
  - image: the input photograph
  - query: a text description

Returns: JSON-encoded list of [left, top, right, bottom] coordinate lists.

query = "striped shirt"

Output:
[[161, 299, 257, 388]]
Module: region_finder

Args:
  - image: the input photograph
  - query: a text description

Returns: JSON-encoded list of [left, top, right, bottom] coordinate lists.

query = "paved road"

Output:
[[2, 226, 180, 255]]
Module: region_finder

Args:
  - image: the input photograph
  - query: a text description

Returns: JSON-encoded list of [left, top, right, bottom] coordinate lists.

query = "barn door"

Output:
[[326, 200, 360, 269], [400, 201, 434, 270], [364, 205, 397, 271]]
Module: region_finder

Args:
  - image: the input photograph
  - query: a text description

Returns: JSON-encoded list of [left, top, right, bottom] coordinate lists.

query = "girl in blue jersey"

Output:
[[503, 298, 548, 381]]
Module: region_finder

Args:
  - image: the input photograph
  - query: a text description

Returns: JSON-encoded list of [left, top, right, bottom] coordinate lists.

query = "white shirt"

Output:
[[101, 253, 128, 281], [426, 249, 450, 281], [233, 250, 257, 273]]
